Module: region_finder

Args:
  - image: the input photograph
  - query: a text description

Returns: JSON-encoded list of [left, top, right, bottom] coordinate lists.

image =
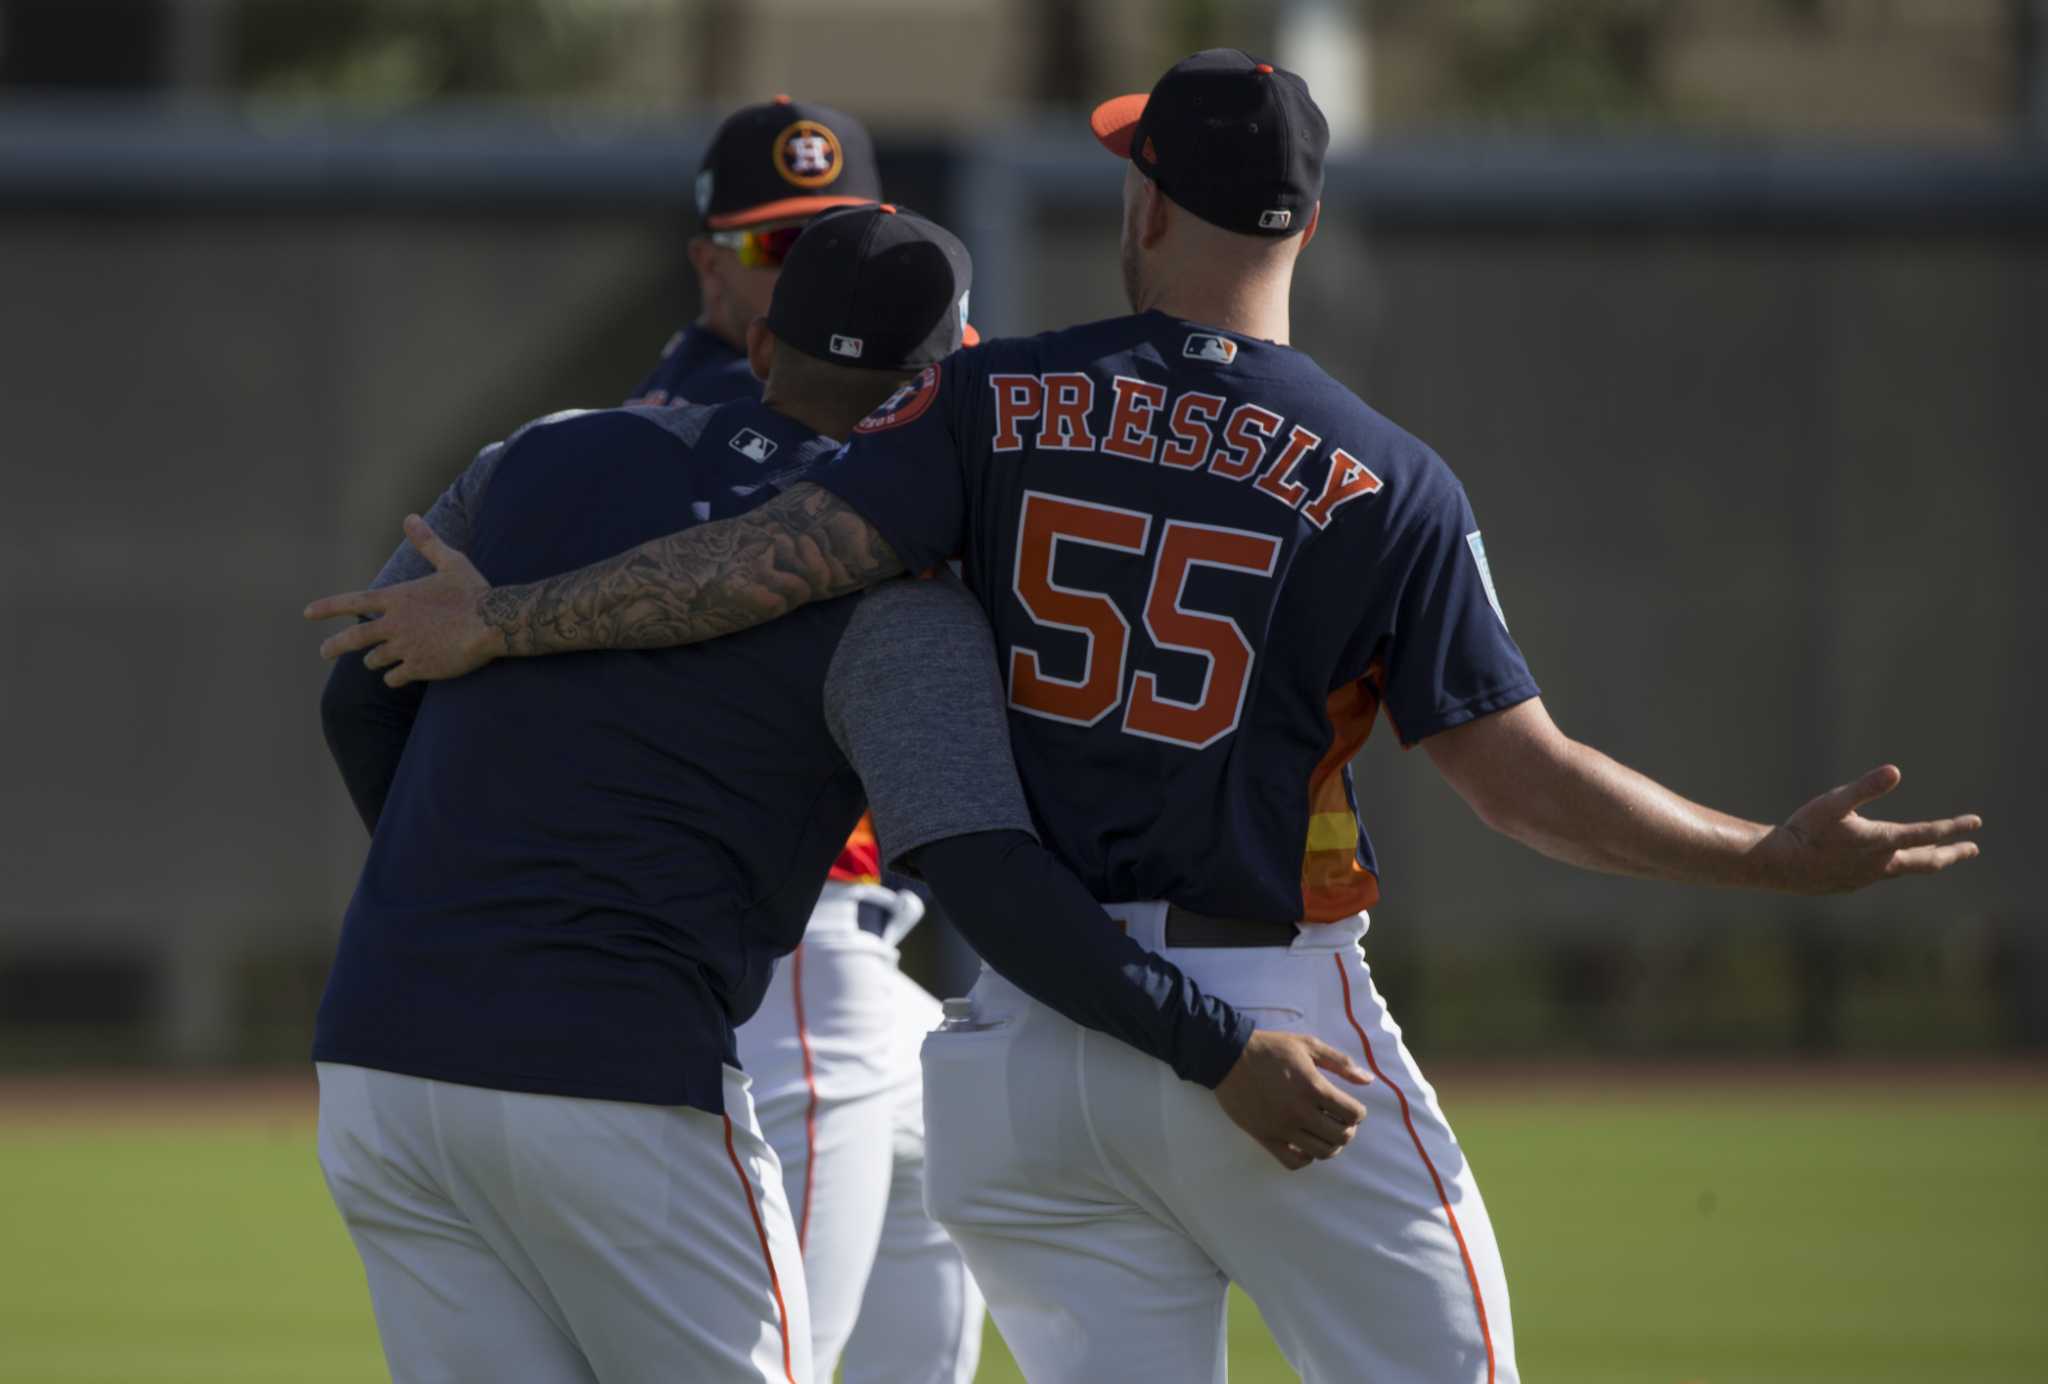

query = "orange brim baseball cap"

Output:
[[707, 195, 875, 231], [1086, 50, 1327, 239], [1089, 93, 1148, 159], [696, 96, 883, 231]]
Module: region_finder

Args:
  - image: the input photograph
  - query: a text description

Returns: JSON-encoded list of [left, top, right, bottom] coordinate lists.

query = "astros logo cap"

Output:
[[694, 96, 882, 231], [767, 204, 975, 371], [1089, 49, 1328, 238]]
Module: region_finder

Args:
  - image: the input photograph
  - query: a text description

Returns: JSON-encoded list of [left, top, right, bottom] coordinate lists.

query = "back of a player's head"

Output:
[[1091, 50, 1327, 303], [1094, 51, 1327, 238], [749, 203, 975, 430], [758, 338, 916, 425]]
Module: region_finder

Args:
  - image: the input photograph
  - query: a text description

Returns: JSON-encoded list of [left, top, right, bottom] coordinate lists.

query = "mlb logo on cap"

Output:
[[729, 428, 779, 462], [768, 204, 973, 372], [1088, 49, 1329, 240], [1183, 333, 1239, 364]]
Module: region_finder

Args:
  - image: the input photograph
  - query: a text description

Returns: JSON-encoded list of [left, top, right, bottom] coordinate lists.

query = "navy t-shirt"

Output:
[[314, 401, 862, 1112], [814, 310, 1540, 925], [627, 323, 761, 406]]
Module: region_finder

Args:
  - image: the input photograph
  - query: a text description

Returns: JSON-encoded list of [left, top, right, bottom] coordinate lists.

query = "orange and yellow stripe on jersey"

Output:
[[1301, 676, 1383, 922], [827, 813, 883, 885]]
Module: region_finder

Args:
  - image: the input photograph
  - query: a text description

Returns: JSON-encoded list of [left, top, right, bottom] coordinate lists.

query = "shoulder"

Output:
[[505, 405, 691, 457], [614, 401, 723, 449], [1285, 366, 1462, 501], [968, 312, 1160, 373]]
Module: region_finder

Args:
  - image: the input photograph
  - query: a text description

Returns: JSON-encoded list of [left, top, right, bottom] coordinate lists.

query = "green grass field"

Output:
[[1, 1072, 2041, 1383]]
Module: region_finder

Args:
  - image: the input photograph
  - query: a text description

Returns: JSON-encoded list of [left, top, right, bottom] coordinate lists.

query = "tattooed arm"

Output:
[[306, 483, 904, 687], [486, 482, 901, 653]]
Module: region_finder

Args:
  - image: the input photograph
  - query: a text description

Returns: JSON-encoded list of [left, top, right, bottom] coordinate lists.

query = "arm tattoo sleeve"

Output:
[[477, 482, 904, 655]]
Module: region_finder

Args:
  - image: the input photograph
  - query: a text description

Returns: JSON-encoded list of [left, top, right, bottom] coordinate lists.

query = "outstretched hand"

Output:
[[1214, 1029, 1372, 1172], [1756, 765, 1982, 895], [305, 515, 502, 687]]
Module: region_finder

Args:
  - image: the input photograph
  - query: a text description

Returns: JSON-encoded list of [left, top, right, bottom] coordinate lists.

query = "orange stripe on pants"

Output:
[[722, 1113, 799, 1384], [1334, 953, 1496, 1383], [790, 943, 820, 1252]]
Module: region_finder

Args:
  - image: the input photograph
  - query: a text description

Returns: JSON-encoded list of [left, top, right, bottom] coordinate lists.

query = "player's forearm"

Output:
[[908, 830, 1254, 1087], [1427, 698, 1778, 890], [1481, 734, 1773, 887], [476, 483, 906, 656]]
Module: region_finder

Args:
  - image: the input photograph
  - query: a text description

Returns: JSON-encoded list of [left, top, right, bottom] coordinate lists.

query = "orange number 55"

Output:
[[1008, 490, 1282, 750]]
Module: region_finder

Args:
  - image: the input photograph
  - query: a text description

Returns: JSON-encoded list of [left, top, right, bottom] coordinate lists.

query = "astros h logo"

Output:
[[775, 121, 843, 189]]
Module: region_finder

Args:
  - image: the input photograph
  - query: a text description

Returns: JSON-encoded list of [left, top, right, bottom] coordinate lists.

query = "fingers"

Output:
[[1293, 1104, 1359, 1153], [1814, 764, 1903, 820], [1303, 1069, 1368, 1128], [1876, 814, 1983, 849], [1883, 841, 1981, 877], [403, 514, 463, 573], [1306, 1035, 1373, 1088], [318, 620, 388, 660], [303, 590, 385, 623], [363, 642, 401, 672]]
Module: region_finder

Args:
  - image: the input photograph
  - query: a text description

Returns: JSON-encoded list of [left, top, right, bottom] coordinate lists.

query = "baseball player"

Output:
[[313, 204, 1367, 1383], [308, 51, 1983, 1384], [628, 96, 882, 409], [622, 96, 988, 1383]]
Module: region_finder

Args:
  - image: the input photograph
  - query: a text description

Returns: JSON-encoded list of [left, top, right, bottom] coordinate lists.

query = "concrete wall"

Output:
[[0, 206, 682, 1055]]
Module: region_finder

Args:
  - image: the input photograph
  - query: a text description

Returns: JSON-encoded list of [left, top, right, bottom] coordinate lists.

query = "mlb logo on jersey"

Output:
[[1183, 334, 1238, 365], [729, 428, 779, 463], [830, 334, 865, 360]]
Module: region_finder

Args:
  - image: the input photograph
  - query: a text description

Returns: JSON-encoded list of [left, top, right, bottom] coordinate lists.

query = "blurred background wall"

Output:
[[1, 0, 2043, 1067]]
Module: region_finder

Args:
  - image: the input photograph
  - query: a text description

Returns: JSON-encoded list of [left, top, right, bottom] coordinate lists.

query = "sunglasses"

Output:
[[708, 223, 807, 270]]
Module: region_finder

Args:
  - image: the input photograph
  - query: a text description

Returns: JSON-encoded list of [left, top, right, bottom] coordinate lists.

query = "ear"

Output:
[[686, 235, 720, 276], [1299, 201, 1321, 250], [745, 317, 775, 382]]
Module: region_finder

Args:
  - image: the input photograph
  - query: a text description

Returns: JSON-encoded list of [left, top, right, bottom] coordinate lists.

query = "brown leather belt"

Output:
[[1163, 904, 1300, 949]]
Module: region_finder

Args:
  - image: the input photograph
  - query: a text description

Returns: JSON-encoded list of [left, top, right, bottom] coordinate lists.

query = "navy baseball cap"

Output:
[[1090, 49, 1328, 238], [695, 96, 883, 230], [767, 204, 975, 370]]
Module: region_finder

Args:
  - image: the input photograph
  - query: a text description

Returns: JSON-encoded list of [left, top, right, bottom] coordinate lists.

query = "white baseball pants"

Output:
[[316, 1061, 810, 1384], [920, 907, 1518, 1384], [736, 883, 984, 1384]]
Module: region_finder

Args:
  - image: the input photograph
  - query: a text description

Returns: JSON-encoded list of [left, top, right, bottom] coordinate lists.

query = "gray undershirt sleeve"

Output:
[[823, 575, 1038, 868], [370, 439, 507, 589]]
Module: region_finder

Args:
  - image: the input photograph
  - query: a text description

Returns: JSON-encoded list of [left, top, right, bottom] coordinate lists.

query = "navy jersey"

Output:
[[627, 323, 761, 406], [814, 310, 1539, 925], [314, 401, 861, 1112]]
